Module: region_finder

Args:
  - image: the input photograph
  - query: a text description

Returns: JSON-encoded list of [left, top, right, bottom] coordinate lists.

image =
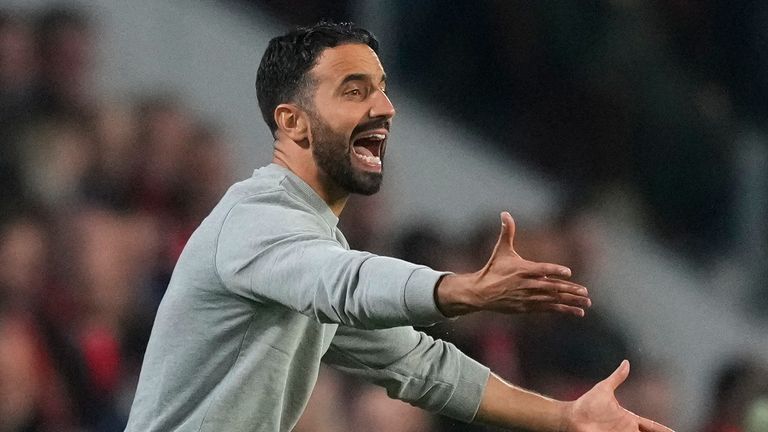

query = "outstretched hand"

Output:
[[436, 212, 591, 317], [563, 360, 674, 432]]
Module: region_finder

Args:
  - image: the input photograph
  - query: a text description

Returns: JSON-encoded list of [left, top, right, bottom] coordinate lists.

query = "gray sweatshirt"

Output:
[[125, 163, 490, 432]]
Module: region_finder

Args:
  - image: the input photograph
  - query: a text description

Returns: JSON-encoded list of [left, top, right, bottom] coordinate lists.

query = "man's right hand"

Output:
[[435, 212, 591, 317]]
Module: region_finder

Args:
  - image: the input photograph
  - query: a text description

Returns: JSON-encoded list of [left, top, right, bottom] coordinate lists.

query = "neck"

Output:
[[272, 147, 349, 217]]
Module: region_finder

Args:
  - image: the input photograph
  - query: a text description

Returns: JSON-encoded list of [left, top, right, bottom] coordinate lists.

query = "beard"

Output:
[[309, 112, 383, 196]]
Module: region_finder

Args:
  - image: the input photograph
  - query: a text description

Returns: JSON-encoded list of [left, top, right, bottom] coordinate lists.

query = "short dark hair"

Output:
[[255, 21, 378, 136]]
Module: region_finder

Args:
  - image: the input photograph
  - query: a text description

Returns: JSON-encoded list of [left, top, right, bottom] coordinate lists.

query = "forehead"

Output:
[[310, 43, 385, 84]]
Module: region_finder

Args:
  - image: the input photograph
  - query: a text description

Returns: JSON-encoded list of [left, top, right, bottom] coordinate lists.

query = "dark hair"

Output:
[[255, 21, 378, 136]]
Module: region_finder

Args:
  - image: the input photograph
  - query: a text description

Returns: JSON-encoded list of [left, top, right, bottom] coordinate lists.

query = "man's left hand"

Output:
[[563, 360, 674, 432]]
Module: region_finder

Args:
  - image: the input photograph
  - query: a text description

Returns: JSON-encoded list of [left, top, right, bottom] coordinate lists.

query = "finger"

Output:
[[638, 415, 675, 432], [521, 261, 572, 278], [540, 303, 586, 317], [518, 289, 591, 308], [521, 279, 589, 297], [556, 292, 592, 308], [488, 214, 513, 260], [604, 360, 630, 391], [500, 211, 517, 252], [552, 279, 589, 297]]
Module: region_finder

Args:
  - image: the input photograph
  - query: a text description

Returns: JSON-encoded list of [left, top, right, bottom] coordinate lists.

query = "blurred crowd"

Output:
[[0, 6, 233, 430], [0, 3, 766, 432]]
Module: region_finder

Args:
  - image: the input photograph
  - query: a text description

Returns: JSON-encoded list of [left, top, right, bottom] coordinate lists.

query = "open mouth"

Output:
[[351, 132, 386, 168]]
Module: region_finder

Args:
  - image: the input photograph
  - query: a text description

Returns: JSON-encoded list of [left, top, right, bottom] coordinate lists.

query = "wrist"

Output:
[[558, 401, 574, 432], [435, 273, 477, 317], [476, 374, 576, 432]]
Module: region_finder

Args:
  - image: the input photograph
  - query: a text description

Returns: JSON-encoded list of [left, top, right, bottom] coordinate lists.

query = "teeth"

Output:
[[354, 152, 382, 165], [359, 133, 386, 140]]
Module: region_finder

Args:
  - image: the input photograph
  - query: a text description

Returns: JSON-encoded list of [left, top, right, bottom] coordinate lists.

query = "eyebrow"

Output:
[[339, 72, 387, 86]]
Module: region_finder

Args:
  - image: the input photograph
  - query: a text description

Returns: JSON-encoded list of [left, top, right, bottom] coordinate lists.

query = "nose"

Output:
[[369, 89, 396, 120]]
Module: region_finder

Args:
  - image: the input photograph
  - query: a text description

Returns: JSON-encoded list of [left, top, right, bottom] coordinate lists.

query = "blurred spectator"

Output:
[[32, 6, 95, 120], [18, 116, 94, 209], [177, 122, 234, 223], [132, 95, 194, 217], [0, 12, 36, 214], [0, 12, 36, 111], [56, 206, 161, 429], [0, 212, 76, 431], [0, 311, 47, 432], [81, 101, 140, 210], [0, 213, 49, 310]]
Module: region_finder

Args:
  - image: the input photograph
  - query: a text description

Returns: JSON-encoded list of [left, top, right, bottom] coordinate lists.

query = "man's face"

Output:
[[304, 44, 395, 195]]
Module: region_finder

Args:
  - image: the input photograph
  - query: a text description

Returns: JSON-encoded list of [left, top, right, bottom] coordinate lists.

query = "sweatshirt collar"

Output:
[[257, 163, 340, 228]]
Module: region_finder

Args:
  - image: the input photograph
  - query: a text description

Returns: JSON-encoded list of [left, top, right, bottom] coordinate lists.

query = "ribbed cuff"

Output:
[[402, 267, 451, 325], [439, 354, 491, 423]]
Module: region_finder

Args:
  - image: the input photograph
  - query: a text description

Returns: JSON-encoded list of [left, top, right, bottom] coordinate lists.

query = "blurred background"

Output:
[[0, 0, 766, 431]]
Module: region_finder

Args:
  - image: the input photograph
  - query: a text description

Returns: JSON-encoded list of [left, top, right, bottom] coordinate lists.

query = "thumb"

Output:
[[499, 211, 517, 251], [605, 360, 630, 391]]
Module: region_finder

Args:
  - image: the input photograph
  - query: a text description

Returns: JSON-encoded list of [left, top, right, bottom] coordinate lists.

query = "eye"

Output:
[[344, 87, 365, 98], [342, 86, 368, 101]]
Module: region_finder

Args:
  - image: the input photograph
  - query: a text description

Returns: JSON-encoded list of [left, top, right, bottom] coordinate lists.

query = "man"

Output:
[[125, 22, 673, 432]]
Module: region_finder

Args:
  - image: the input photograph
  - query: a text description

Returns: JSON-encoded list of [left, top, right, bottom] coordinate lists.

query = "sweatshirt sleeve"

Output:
[[323, 325, 490, 423], [214, 191, 448, 328]]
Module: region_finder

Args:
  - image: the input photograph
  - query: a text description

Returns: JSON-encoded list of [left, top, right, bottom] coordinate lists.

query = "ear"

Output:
[[274, 103, 309, 143]]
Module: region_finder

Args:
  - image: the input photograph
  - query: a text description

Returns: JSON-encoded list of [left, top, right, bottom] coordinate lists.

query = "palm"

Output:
[[565, 361, 673, 432], [569, 382, 636, 431]]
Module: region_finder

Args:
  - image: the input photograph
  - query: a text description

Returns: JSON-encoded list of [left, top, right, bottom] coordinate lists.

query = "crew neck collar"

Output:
[[256, 164, 340, 228]]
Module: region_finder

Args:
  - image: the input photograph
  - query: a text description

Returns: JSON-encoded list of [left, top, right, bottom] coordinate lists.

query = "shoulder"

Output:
[[217, 180, 330, 240]]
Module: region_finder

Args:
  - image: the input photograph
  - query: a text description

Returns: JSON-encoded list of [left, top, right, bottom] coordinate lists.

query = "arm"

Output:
[[475, 373, 568, 431], [218, 191, 589, 328], [475, 361, 675, 432], [322, 325, 490, 423], [325, 326, 674, 432], [215, 192, 447, 328]]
